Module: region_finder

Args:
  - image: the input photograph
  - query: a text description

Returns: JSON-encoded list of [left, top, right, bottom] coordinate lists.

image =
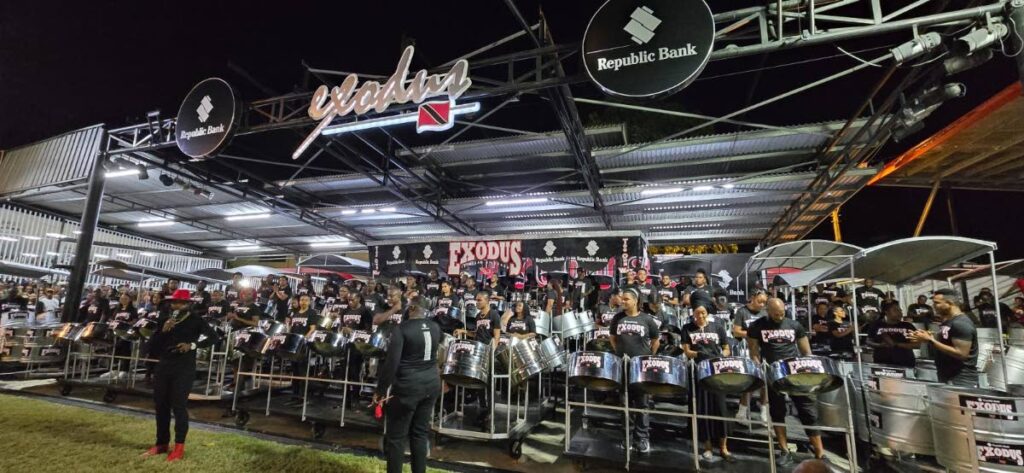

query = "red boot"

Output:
[[141, 444, 168, 457], [166, 443, 185, 462]]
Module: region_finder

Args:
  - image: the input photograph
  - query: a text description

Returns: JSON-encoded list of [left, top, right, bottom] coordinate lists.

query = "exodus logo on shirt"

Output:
[[343, 314, 363, 326], [761, 329, 796, 343], [476, 318, 491, 330], [876, 327, 911, 337], [687, 331, 720, 345], [615, 320, 649, 337], [508, 320, 529, 332]]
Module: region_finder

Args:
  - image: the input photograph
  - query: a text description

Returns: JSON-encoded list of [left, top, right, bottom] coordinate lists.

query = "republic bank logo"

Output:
[[624, 6, 661, 44], [197, 95, 213, 123]]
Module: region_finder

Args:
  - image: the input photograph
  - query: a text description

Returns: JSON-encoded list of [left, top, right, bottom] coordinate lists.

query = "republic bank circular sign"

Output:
[[583, 0, 715, 99], [175, 77, 240, 159]]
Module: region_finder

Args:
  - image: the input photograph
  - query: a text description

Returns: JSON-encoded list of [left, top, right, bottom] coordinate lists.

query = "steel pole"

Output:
[[913, 180, 942, 237], [989, 251, 1009, 386], [62, 130, 107, 323]]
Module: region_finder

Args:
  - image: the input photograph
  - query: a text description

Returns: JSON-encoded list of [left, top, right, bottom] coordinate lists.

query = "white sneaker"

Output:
[[99, 371, 114, 379], [735, 405, 749, 420], [760, 405, 770, 422]]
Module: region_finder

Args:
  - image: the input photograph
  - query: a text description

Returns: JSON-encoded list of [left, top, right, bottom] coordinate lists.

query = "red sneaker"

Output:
[[166, 443, 185, 462], [141, 444, 168, 457]]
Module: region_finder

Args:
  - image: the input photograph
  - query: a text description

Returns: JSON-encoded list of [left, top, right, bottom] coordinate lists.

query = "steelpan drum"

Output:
[[505, 337, 546, 386], [531, 310, 551, 338], [441, 339, 491, 389], [768, 356, 843, 395], [436, 333, 454, 368], [696, 356, 765, 394], [363, 324, 391, 357], [567, 351, 623, 392], [866, 374, 942, 455], [986, 345, 1024, 392], [585, 327, 613, 353], [538, 335, 564, 371], [53, 323, 81, 347], [576, 311, 596, 333], [234, 330, 271, 359], [628, 354, 688, 397], [308, 330, 348, 357], [79, 322, 112, 346], [657, 332, 682, 357], [129, 318, 158, 340], [349, 330, 374, 354], [110, 321, 136, 341], [259, 321, 287, 337], [928, 385, 1024, 473], [555, 312, 586, 339], [268, 333, 307, 360]]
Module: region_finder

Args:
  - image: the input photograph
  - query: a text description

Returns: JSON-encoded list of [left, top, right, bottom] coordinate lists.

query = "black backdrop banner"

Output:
[[371, 236, 645, 278]]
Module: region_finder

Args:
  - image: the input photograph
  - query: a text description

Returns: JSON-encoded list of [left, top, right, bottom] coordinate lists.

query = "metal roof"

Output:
[[747, 240, 864, 272], [813, 236, 998, 286], [10, 120, 878, 256]]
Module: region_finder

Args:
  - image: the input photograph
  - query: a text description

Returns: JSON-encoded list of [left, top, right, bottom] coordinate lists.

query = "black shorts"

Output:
[[768, 387, 819, 437]]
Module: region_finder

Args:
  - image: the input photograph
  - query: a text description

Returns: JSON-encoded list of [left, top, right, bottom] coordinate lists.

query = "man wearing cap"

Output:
[[142, 289, 219, 462]]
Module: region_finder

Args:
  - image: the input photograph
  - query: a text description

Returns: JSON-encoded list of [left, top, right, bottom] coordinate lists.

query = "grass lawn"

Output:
[[0, 394, 445, 473]]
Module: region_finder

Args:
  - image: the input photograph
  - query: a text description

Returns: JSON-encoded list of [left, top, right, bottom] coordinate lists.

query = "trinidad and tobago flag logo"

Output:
[[416, 100, 455, 133]]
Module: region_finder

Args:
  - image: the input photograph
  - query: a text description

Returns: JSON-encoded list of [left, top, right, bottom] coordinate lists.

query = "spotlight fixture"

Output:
[[953, 24, 1009, 55], [136, 162, 149, 180], [159, 174, 175, 187]]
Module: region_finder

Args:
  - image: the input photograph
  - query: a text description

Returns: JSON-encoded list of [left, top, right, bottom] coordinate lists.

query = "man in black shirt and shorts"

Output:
[[909, 288, 979, 387], [610, 289, 660, 453], [747, 298, 825, 467]]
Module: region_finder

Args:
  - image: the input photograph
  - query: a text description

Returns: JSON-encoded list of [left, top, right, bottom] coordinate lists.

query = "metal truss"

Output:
[[712, 0, 1008, 60], [97, 0, 1012, 247]]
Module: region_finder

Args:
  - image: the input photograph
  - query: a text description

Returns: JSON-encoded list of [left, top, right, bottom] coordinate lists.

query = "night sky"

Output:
[[2, 1, 1021, 258]]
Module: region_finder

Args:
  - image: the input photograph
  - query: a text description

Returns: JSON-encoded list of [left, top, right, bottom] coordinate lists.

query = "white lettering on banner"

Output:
[[578, 353, 603, 367], [447, 240, 523, 275], [977, 442, 1024, 465], [294, 46, 472, 160], [787, 358, 824, 373], [641, 358, 670, 373], [713, 358, 744, 373]]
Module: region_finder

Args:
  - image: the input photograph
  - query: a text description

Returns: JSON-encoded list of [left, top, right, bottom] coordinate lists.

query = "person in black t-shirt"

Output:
[[270, 276, 292, 322], [501, 301, 535, 339], [296, 274, 317, 298], [423, 270, 442, 298], [909, 288, 978, 387], [374, 287, 408, 327], [855, 279, 885, 321], [225, 273, 244, 304], [454, 291, 501, 427], [609, 289, 660, 454], [545, 279, 569, 317], [684, 270, 715, 314], [286, 294, 321, 395], [810, 302, 832, 350], [374, 296, 440, 473], [867, 302, 919, 368], [205, 290, 231, 320], [730, 290, 768, 420], [681, 306, 733, 462], [906, 294, 935, 324], [657, 273, 680, 308], [484, 275, 506, 303], [826, 304, 855, 357], [340, 293, 373, 332], [621, 270, 639, 294], [975, 292, 1012, 331], [747, 298, 824, 467], [190, 281, 210, 312], [633, 269, 656, 313], [430, 281, 462, 335]]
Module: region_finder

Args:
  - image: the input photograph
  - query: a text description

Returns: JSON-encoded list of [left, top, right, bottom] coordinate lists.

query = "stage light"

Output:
[[159, 174, 175, 187], [954, 24, 1009, 55]]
